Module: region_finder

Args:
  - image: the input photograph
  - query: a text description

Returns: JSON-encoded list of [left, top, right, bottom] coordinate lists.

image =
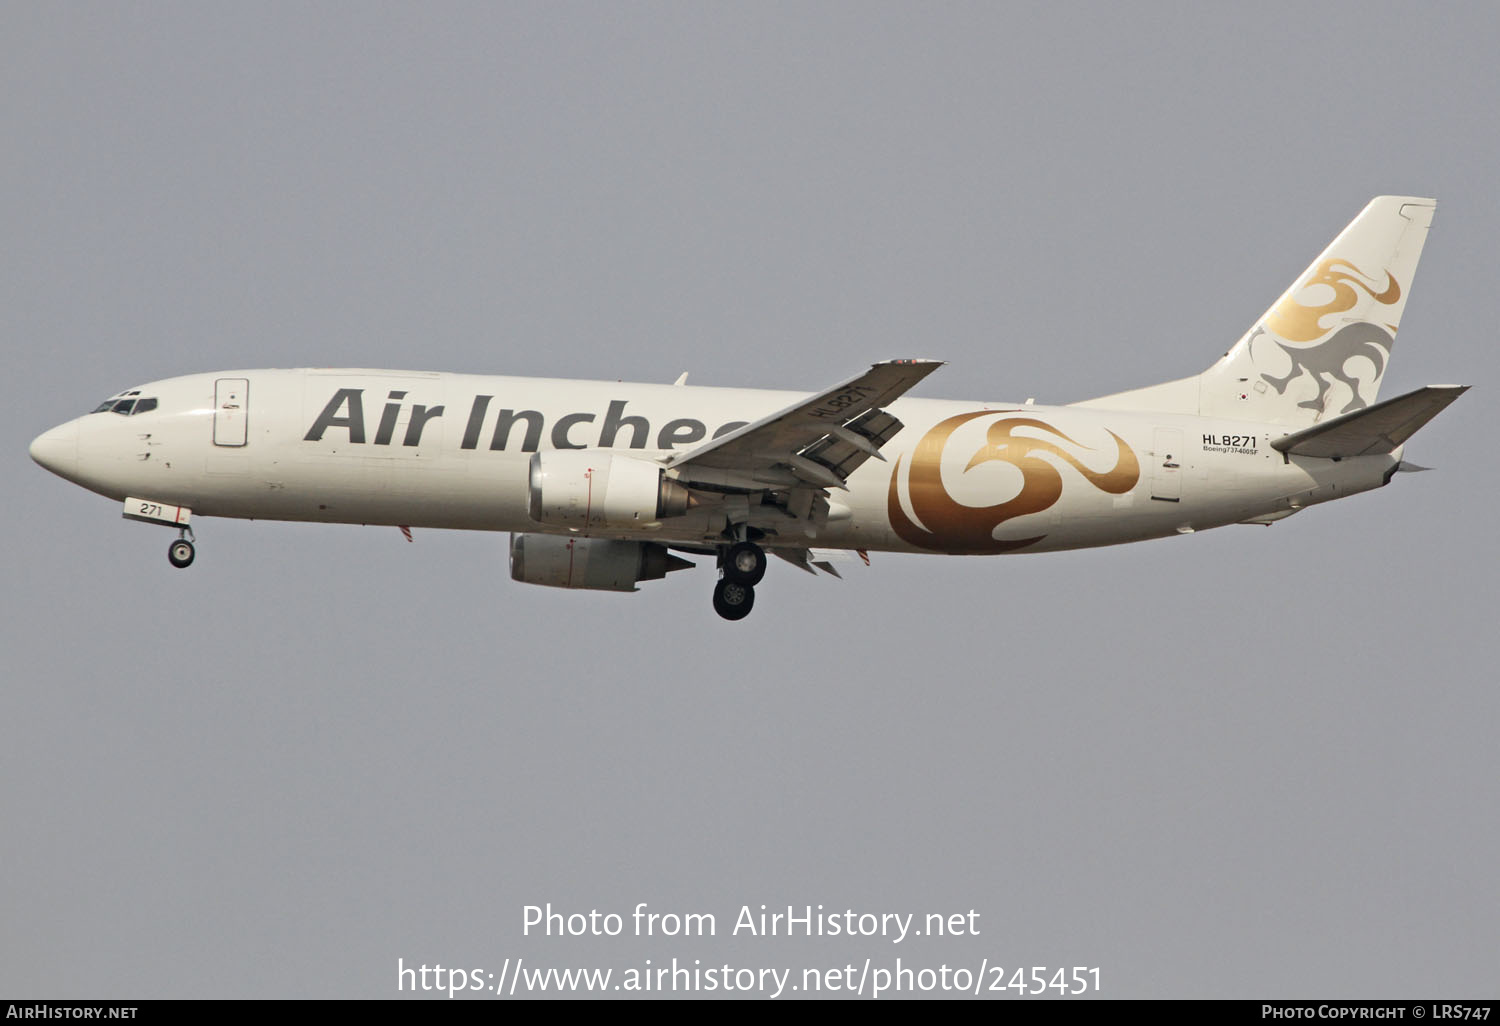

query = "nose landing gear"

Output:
[[167, 527, 196, 568], [122, 498, 198, 569]]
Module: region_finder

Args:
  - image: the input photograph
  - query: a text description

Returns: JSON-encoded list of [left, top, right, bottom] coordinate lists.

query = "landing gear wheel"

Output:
[[168, 539, 195, 568], [722, 541, 767, 586], [712, 578, 755, 621]]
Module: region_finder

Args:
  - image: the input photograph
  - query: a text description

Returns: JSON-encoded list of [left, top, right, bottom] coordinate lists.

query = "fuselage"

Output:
[[29, 368, 1400, 554]]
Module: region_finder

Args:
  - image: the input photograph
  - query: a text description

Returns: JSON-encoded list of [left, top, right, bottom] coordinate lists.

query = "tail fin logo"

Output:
[[888, 412, 1139, 554], [1264, 258, 1400, 342], [1257, 258, 1402, 415]]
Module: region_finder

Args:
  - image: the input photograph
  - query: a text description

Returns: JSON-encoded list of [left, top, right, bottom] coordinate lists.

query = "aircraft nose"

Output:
[[29, 420, 79, 479]]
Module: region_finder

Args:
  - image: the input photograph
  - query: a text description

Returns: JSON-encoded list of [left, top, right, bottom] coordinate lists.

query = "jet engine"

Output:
[[509, 533, 694, 591], [527, 451, 693, 529]]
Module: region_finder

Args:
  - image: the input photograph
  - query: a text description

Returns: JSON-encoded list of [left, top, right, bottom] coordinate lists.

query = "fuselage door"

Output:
[[1151, 427, 1182, 502], [214, 378, 249, 447]]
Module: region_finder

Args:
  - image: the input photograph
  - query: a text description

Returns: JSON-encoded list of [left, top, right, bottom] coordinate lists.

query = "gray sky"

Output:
[[3, 1, 1495, 999]]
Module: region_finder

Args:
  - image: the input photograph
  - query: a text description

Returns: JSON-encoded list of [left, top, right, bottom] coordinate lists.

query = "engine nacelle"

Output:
[[527, 451, 691, 529], [509, 534, 694, 591]]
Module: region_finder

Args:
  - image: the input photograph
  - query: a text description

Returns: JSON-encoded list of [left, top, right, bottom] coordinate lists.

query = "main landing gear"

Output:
[[712, 578, 754, 620], [724, 540, 767, 586], [167, 527, 196, 568], [712, 540, 766, 621]]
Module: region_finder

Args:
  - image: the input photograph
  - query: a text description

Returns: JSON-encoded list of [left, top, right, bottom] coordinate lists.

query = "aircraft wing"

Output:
[[663, 359, 943, 489]]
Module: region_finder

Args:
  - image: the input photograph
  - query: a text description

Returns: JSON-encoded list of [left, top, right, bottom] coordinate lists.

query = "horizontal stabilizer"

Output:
[[1271, 384, 1468, 459]]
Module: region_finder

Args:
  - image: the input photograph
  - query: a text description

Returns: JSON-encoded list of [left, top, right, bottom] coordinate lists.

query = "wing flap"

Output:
[[795, 408, 904, 482], [771, 547, 846, 577], [1271, 384, 1468, 458]]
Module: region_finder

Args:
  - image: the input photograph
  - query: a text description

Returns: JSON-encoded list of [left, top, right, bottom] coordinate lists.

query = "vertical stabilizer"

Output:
[[1075, 197, 1436, 426]]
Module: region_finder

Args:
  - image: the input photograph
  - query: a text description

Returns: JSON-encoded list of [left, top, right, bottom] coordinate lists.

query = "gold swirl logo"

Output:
[[887, 412, 1139, 554], [1264, 259, 1400, 343]]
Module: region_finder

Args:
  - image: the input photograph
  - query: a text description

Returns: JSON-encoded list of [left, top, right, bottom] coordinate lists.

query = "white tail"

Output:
[[1076, 196, 1436, 427]]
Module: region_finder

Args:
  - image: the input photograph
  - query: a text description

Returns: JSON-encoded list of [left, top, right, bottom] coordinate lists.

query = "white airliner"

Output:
[[30, 196, 1466, 619]]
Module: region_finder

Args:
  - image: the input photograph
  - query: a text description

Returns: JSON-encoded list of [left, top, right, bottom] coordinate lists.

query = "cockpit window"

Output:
[[89, 393, 157, 415]]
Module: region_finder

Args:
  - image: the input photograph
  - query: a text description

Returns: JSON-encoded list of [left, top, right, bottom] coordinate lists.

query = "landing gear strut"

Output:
[[712, 540, 765, 620], [167, 527, 195, 569]]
